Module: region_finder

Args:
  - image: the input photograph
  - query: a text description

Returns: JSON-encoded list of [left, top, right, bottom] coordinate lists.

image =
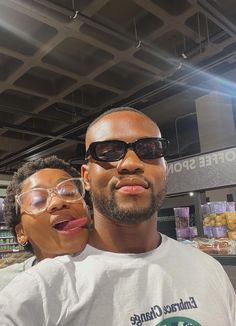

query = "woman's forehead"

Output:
[[21, 168, 72, 191]]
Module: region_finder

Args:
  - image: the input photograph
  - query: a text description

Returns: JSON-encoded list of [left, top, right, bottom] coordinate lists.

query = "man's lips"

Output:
[[115, 177, 149, 194], [115, 177, 149, 189]]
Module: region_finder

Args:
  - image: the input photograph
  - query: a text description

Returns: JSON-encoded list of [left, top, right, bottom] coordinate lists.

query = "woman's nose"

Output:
[[46, 192, 70, 212]]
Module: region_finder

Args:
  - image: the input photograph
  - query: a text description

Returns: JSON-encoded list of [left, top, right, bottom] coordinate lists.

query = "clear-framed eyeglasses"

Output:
[[15, 178, 85, 215]]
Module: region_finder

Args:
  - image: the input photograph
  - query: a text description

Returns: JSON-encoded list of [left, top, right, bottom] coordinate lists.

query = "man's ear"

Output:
[[15, 223, 28, 246], [165, 160, 169, 178], [81, 164, 91, 191], [162, 159, 168, 183]]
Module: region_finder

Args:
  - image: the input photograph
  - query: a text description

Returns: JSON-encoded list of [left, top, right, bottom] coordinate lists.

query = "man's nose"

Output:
[[117, 148, 144, 174]]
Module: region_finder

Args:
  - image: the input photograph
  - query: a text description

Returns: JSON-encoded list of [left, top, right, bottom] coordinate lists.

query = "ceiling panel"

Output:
[[0, 0, 235, 172]]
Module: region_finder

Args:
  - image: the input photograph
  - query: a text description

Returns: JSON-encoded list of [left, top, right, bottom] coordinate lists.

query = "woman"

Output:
[[0, 155, 90, 289]]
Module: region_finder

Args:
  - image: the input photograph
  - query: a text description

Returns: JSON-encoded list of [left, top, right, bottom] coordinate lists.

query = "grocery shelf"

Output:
[[0, 242, 18, 246], [0, 222, 25, 259], [0, 249, 24, 254]]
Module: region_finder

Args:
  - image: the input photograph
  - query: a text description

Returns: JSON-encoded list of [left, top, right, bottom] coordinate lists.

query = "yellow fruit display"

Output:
[[225, 212, 236, 232], [203, 213, 226, 227], [228, 231, 236, 240]]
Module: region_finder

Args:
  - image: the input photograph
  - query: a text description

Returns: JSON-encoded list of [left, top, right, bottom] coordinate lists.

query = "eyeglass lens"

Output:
[[19, 178, 83, 214], [95, 141, 125, 161], [93, 138, 168, 162]]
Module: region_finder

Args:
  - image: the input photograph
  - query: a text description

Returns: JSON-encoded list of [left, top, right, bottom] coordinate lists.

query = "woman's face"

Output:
[[15, 168, 89, 261]]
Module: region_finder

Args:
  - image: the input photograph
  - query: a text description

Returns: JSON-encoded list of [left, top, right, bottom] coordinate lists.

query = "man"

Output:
[[0, 107, 235, 326], [82, 107, 168, 254]]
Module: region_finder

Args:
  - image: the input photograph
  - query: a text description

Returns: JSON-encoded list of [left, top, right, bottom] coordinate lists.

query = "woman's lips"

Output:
[[54, 217, 88, 233]]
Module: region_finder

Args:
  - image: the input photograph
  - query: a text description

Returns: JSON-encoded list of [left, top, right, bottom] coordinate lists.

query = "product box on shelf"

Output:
[[174, 207, 190, 240], [176, 201, 236, 256], [201, 201, 236, 239], [225, 212, 236, 239], [173, 207, 198, 240]]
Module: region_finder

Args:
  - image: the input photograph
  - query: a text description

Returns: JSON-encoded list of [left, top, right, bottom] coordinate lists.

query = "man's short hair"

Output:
[[86, 106, 157, 146]]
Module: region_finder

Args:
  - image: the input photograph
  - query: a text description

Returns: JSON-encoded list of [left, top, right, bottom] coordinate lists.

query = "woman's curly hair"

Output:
[[3, 155, 81, 252]]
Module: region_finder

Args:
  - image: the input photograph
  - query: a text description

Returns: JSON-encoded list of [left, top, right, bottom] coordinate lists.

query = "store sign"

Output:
[[167, 147, 236, 194]]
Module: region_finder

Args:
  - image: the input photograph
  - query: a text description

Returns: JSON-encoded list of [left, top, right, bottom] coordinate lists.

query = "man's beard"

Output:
[[90, 185, 167, 224]]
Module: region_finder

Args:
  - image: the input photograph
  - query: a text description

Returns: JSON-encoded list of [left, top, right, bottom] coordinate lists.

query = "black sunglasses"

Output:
[[85, 137, 169, 162]]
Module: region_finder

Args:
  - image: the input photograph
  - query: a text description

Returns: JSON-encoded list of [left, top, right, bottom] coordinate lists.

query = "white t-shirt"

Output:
[[0, 256, 36, 291], [0, 234, 235, 326]]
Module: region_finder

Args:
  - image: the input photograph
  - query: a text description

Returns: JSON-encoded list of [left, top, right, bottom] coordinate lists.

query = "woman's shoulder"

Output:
[[0, 256, 36, 291]]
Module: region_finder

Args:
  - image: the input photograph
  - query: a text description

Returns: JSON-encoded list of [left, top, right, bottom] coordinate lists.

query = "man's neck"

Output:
[[89, 214, 161, 253]]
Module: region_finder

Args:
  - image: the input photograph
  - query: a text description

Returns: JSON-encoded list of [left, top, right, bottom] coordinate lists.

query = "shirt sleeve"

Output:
[[0, 271, 46, 326], [224, 269, 236, 324], [214, 260, 236, 324]]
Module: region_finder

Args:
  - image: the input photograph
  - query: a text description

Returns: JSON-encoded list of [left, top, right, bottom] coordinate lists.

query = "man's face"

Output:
[[82, 111, 167, 224]]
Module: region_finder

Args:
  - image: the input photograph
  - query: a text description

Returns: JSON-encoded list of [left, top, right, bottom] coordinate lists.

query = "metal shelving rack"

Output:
[[0, 222, 24, 259]]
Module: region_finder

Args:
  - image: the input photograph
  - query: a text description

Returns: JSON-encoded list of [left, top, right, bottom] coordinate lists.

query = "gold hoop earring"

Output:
[[20, 241, 29, 247]]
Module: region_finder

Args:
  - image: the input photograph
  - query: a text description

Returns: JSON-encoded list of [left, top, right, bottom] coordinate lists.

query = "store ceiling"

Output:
[[0, 0, 236, 173]]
